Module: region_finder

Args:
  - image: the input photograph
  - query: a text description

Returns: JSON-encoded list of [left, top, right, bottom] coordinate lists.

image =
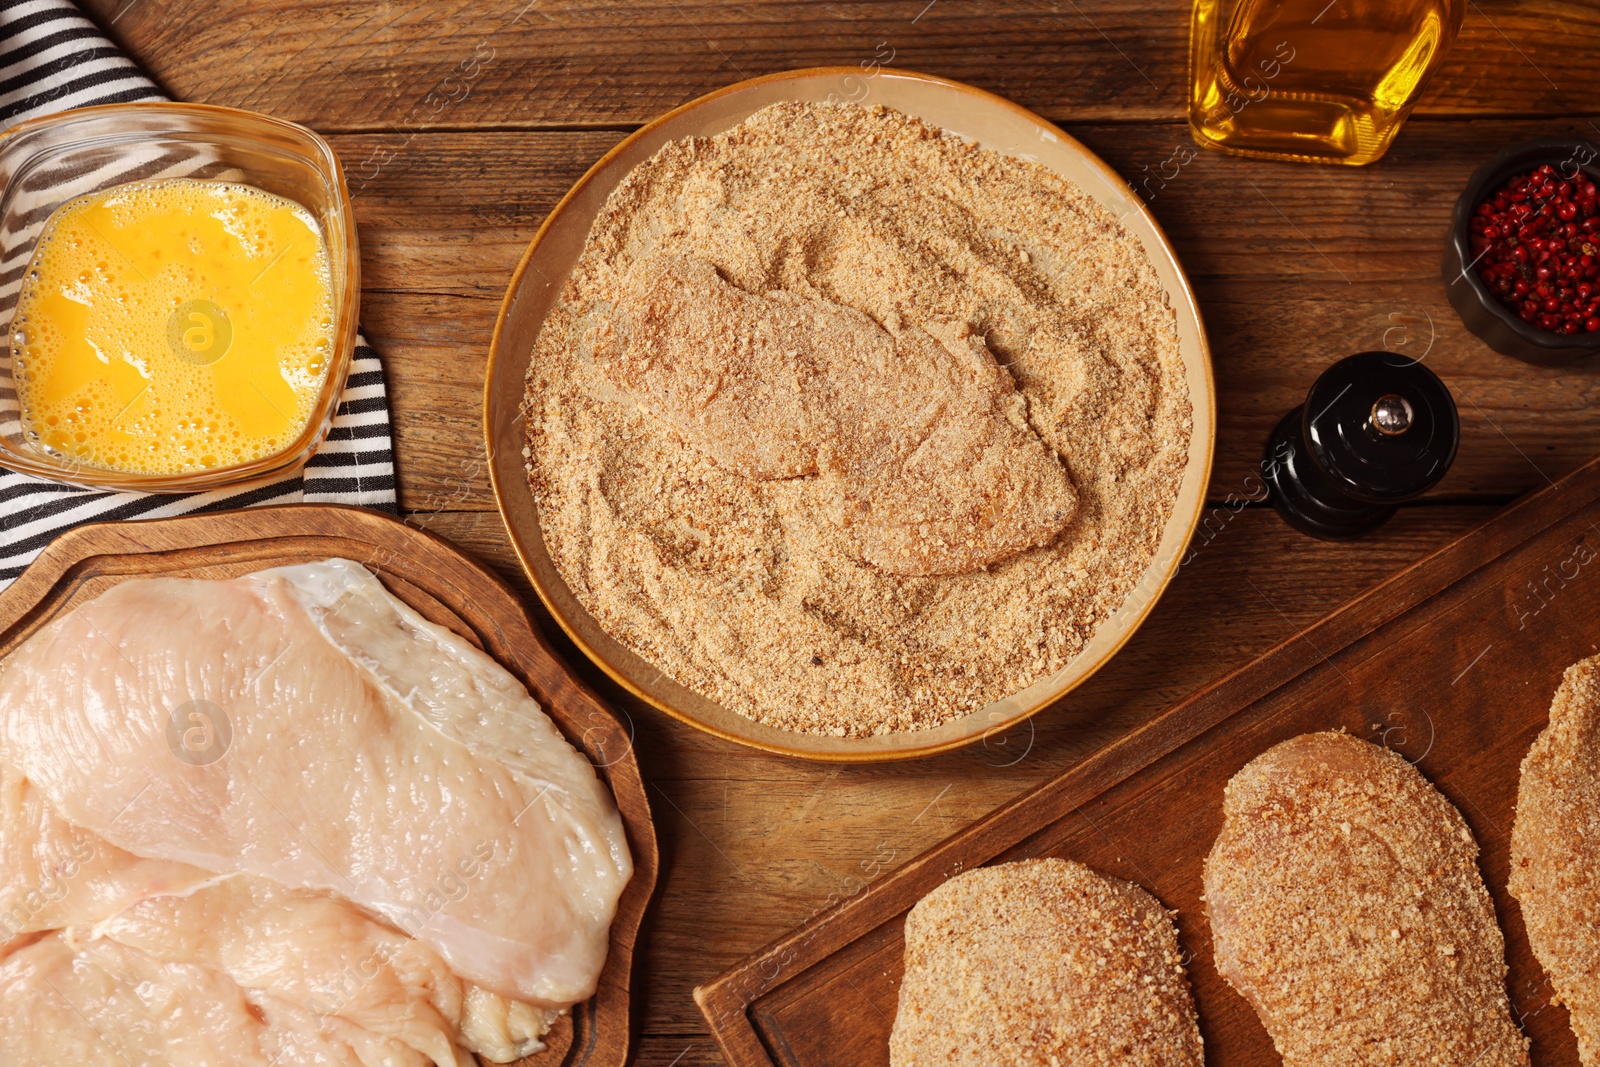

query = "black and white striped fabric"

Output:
[[0, 0, 397, 588]]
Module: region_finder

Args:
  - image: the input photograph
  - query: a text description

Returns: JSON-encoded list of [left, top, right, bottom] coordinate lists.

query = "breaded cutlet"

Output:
[[603, 254, 1078, 577], [890, 858, 1202, 1067], [1512, 653, 1600, 1063], [1204, 731, 1528, 1067]]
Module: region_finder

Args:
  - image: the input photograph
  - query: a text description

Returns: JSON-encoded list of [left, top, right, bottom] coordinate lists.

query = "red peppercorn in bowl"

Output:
[[1473, 165, 1600, 334], [1444, 137, 1600, 366]]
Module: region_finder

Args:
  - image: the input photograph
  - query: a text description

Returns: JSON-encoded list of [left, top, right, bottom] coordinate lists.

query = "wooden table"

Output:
[[82, 2, 1600, 1062]]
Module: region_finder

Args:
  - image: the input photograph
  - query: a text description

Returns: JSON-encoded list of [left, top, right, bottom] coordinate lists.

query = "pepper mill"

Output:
[[1261, 352, 1460, 539]]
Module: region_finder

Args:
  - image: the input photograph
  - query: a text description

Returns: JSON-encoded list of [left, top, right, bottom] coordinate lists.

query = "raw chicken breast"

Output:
[[1, 767, 555, 1063], [1, 869, 556, 1065], [0, 759, 210, 938], [0, 559, 632, 1012], [94, 875, 555, 1063], [0, 931, 376, 1067]]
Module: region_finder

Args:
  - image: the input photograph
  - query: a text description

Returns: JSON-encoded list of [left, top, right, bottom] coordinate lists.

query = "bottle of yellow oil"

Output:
[[1188, 0, 1463, 165]]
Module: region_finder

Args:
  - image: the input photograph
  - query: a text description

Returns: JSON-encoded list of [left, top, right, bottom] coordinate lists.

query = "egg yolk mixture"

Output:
[[11, 178, 335, 475]]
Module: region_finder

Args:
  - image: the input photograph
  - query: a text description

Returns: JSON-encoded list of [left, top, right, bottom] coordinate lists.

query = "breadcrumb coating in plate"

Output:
[[524, 100, 1191, 737]]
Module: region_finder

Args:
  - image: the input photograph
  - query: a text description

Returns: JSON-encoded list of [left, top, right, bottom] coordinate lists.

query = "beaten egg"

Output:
[[11, 177, 335, 475]]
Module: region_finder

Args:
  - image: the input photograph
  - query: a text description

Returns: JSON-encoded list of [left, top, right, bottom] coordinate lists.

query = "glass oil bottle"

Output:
[[1188, 0, 1464, 165]]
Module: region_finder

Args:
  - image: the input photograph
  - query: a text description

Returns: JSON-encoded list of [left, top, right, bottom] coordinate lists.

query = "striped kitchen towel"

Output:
[[0, 0, 398, 589]]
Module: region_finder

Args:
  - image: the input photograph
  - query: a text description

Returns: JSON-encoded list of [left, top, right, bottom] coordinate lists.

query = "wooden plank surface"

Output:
[[85, 0, 1600, 128], [64, 1, 1600, 1061]]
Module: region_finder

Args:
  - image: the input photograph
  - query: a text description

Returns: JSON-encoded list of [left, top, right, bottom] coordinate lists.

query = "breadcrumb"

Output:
[[524, 101, 1190, 736]]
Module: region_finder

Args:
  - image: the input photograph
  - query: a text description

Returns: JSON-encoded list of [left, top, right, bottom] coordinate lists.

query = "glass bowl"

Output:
[[0, 102, 359, 492], [1443, 136, 1600, 367]]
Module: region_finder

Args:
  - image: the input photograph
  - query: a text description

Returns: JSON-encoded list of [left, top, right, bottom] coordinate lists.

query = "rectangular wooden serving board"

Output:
[[696, 454, 1600, 1067]]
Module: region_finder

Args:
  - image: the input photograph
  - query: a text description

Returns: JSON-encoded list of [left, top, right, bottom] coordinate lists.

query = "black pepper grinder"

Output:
[[1261, 351, 1460, 539]]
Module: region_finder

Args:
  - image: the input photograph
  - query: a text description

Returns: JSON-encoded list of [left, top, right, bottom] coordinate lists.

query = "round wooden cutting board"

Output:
[[0, 503, 657, 1067]]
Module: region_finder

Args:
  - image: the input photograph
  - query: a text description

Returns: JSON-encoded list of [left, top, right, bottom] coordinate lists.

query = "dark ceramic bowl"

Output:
[[1443, 136, 1600, 367]]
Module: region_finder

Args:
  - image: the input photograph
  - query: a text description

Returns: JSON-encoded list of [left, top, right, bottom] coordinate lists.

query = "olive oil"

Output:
[[1188, 0, 1463, 165]]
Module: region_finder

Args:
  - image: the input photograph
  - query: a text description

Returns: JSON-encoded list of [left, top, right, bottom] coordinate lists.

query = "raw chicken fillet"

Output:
[[0, 559, 633, 1066]]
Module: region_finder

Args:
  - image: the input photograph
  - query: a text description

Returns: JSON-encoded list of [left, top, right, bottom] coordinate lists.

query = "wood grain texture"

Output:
[[697, 453, 1600, 1067], [40, 4, 1600, 1062], [81, 0, 1600, 128], [0, 506, 658, 1067]]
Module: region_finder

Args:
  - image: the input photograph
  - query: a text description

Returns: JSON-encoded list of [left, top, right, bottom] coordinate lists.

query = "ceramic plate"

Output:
[[486, 67, 1215, 761]]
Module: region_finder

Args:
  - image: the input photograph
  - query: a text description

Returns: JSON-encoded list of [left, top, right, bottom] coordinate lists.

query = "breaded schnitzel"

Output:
[[1511, 653, 1600, 1063], [601, 254, 1078, 576], [890, 858, 1202, 1066], [1205, 732, 1527, 1067]]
